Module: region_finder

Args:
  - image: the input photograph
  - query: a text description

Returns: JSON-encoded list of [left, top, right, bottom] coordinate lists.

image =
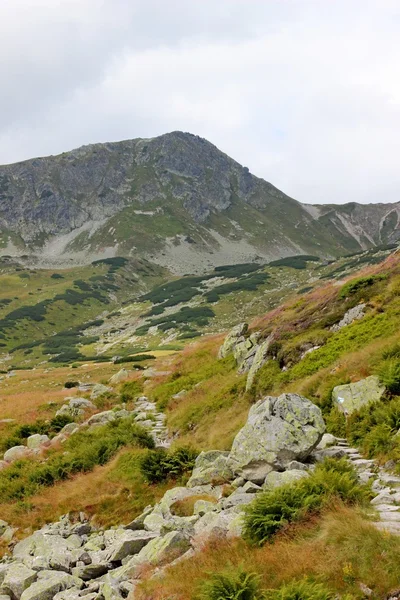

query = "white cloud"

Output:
[[1, 0, 399, 205]]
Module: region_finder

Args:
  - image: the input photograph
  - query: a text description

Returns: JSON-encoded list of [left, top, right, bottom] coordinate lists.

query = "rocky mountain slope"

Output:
[[0, 132, 398, 273]]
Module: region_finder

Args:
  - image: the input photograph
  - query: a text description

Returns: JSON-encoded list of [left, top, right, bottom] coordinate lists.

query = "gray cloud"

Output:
[[1, 0, 399, 205]]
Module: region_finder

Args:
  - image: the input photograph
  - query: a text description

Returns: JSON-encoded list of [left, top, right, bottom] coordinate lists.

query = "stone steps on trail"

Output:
[[336, 436, 400, 535]]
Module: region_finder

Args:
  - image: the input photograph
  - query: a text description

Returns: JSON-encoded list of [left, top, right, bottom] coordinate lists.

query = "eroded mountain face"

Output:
[[0, 131, 398, 273]]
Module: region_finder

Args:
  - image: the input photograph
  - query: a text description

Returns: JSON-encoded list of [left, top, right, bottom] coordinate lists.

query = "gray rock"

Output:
[[187, 451, 233, 487], [109, 370, 130, 385], [193, 500, 218, 516], [332, 376, 385, 415], [68, 398, 95, 410], [26, 435, 50, 450], [55, 405, 84, 419], [105, 530, 157, 562], [311, 447, 346, 462], [1, 563, 37, 600], [3, 446, 31, 463], [286, 460, 309, 471], [330, 303, 366, 332], [70, 564, 108, 581], [134, 530, 191, 565], [245, 336, 273, 391], [218, 323, 248, 359], [242, 481, 262, 493], [228, 394, 325, 480], [90, 384, 112, 399], [124, 506, 154, 531], [221, 492, 255, 509], [193, 509, 244, 546], [60, 424, 79, 436], [20, 572, 82, 600], [316, 433, 337, 449], [86, 411, 116, 426]]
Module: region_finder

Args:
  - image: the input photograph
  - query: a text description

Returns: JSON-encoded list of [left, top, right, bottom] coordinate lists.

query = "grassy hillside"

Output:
[[0, 246, 399, 597]]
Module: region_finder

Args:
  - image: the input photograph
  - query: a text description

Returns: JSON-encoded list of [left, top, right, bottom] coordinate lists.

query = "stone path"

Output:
[[133, 396, 171, 448], [329, 438, 400, 534]]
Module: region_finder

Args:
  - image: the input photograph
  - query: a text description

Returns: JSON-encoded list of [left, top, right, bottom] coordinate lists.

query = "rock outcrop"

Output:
[[218, 323, 272, 390], [227, 394, 325, 482], [330, 303, 366, 332]]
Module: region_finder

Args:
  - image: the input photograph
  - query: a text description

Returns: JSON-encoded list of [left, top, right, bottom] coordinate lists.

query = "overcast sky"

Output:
[[1, 0, 400, 205]]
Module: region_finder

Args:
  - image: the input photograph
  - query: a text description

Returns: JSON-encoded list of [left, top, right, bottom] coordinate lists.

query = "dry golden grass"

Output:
[[136, 506, 400, 600], [0, 361, 137, 424], [0, 448, 171, 538]]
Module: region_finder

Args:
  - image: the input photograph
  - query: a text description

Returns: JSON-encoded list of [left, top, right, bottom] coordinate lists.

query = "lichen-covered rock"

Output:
[[193, 500, 218, 516], [60, 423, 79, 436], [135, 530, 190, 565], [26, 435, 50, 450], [20, 572, 82, 600], [332, 376, 385, 415], [228, 394, 325, 481], [105, 530, 157, 562], [245, 336, 273, 391], [263, 469, 309, 490], [1, 563, 37, 599], [193, 508, 244, 546], [218, 323, 248, 359], [187, 451, 233, 487]]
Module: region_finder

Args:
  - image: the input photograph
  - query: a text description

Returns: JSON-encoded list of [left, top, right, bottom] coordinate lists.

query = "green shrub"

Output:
[[64, 381, 79, 389], [339, 275, 385, 299], [0, 419, 154, 502], [120, 380, 143, 403], [243, 459, 369, 545], [198, 569, 262, 600], [140, 446, 198, 484], [378, 359, 400, 395], [264, 579, 335, 600]]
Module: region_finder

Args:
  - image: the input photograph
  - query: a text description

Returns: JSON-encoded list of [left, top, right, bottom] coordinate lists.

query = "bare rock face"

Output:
[[227, 393, 325, 482]]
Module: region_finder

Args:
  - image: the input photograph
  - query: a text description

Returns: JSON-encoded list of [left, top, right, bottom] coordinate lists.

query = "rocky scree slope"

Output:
[[0, 132, 398, 272]]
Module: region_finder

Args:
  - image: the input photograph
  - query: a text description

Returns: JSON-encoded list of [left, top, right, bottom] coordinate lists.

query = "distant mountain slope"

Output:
[[0, 131, 398, 273]]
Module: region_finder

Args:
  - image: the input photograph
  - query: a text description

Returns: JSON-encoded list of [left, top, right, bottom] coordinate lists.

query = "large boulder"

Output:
[[332, 376, 385, 415], [227, 394, 325, 483], [186, 451, 233, 487]]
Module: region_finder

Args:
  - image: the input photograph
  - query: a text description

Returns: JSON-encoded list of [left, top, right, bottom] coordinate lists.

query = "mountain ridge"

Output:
[[0, 131, 398, 273]]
